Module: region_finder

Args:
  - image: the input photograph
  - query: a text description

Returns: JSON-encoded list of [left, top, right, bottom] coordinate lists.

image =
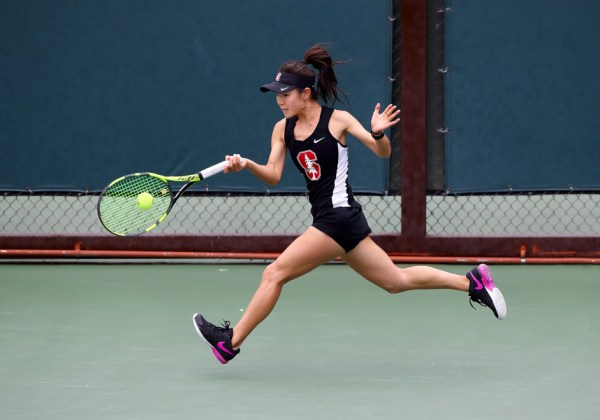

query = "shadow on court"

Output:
[[1, 264, 598, 419]]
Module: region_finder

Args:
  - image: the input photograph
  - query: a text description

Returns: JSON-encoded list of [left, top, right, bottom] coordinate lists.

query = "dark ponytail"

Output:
[[279, 44, 348, 106]]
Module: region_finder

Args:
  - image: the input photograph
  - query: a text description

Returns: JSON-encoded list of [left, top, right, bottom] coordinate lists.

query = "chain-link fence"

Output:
[[2, 192, 599, 238], [0, 193, 402, 236], [427, 192, 600, 236]]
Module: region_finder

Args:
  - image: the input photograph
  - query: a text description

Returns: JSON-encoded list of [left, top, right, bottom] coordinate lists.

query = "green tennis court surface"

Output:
[[1, 264, 598, 419]]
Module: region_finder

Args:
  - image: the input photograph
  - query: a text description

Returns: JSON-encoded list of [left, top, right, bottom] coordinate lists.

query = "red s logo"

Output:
[[297, 150, 321, 181]]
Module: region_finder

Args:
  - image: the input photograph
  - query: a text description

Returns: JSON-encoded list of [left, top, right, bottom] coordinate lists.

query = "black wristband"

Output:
[[371, 130, 385, 140]]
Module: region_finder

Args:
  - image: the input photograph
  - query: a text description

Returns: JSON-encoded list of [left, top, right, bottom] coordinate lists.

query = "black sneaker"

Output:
[[192, 313, 240, 364], [467, 264, 507, 320]]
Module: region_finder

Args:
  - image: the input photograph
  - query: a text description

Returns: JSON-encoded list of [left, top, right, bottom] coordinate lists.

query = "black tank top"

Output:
[[284, 106, 356, 216]]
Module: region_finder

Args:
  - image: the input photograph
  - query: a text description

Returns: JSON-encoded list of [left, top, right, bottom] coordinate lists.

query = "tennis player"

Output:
[[193, 45, 506, 364]]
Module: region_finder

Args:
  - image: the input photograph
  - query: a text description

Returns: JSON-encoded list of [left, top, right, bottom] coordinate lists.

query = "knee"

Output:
[[380, 272, 410, 294], [261, 263, 288, 288], [382, 283, 405, 294]]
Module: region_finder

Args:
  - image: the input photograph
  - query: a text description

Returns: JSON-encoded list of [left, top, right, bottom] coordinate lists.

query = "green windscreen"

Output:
[[1, 0, 391, 193]]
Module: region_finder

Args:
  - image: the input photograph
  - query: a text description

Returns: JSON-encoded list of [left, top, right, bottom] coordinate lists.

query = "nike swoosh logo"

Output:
[[217, 341, 235, 356], [280, 87, 290, 91], [471, 273, 484, 290], [314, 137, 326, 143]]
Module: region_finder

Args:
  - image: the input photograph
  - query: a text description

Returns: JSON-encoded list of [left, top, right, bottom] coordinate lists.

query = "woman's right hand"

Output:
[[225, 153, 246, 173]]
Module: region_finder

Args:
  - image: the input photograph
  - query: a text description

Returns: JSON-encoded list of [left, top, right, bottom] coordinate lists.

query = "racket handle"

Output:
[[199, 160, 229, 179]]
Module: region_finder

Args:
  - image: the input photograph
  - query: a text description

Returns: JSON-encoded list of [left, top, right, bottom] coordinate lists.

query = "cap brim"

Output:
[[260, 82, 295, 93]]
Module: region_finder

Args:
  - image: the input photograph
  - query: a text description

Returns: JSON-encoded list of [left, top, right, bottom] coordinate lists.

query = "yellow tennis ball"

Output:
[[136, 192, 153, 210]]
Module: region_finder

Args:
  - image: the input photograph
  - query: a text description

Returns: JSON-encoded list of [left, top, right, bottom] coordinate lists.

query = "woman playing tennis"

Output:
[[193, 45, 506, 364]]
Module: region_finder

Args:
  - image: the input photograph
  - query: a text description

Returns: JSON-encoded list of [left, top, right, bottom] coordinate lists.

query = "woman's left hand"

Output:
[[370, 103, 401, 134]]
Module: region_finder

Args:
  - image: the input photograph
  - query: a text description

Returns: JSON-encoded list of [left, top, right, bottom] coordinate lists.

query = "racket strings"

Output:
[[98, 175, 172, 236]]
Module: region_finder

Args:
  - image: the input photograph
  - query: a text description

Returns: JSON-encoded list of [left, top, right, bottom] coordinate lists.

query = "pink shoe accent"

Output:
[[478, 264, 496, 290], [217, 341, 235, 356], [212, 348, 228, 364], [470, 274, 484, 290]]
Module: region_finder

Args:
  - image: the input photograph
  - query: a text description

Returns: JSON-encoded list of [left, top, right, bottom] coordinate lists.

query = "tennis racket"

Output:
[[97, 160, 229, 236]]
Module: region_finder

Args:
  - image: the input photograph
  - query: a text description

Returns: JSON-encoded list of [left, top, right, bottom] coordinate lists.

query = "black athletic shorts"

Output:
[[311, 204, 372, 253]]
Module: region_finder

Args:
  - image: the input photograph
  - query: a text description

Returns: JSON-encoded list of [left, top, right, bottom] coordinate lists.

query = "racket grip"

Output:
[[199, 160, 229, 179]]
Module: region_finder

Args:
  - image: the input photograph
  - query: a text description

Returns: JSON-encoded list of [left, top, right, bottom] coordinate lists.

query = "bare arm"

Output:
[[225, 119, 287, 186], [338, 104, 401, 158]]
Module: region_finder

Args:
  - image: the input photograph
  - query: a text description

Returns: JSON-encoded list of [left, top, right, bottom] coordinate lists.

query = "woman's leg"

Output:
[[231, 227, 344, 348], [342, 236, 469, 293]]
